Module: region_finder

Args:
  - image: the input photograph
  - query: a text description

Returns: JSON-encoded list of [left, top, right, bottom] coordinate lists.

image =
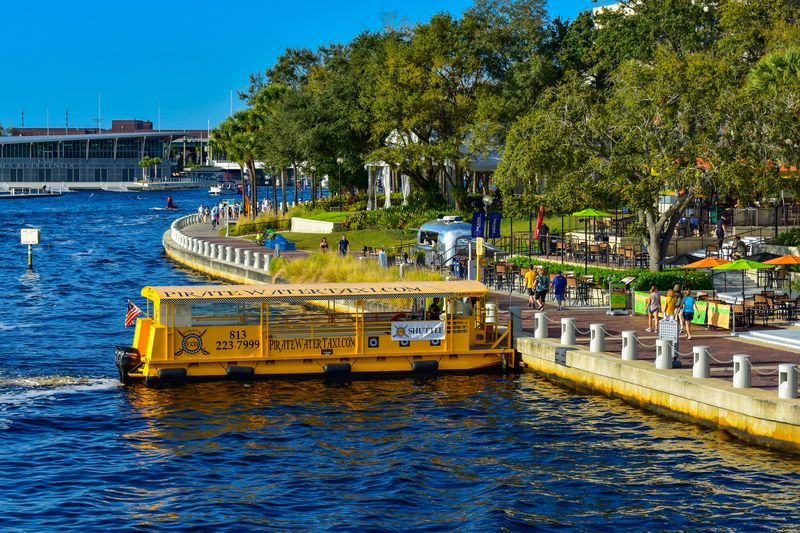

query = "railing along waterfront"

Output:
[[168, 214, 272, 274]]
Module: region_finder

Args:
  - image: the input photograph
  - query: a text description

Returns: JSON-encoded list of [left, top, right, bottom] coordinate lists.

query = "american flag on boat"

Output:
[[125, 300, 143, 327]]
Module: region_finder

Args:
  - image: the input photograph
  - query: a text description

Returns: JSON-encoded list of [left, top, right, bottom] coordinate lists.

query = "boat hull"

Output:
[[119, 351, 511, 386]]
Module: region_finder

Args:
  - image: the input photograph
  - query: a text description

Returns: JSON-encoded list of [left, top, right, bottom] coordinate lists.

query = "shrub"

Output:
[[778, 228, 800, 246], [507, 256, 712, 291]]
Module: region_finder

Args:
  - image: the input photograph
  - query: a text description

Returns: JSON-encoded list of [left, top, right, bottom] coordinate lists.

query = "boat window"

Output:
[[191, 302, 262, 326]]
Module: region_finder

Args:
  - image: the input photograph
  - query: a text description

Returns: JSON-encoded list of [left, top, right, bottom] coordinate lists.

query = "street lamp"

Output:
[[336, 157, 343, 211], [482, 195, 493, 238]]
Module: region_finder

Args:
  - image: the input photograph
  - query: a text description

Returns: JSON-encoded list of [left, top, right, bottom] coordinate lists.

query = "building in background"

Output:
[[0, 119, 216, 190]]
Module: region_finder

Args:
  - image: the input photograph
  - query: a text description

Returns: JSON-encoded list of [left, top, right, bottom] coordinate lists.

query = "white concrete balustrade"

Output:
[[168, 214, 271, 278]]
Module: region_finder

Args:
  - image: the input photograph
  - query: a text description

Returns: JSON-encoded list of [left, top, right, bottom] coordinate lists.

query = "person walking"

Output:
[[551, 271, 567, 311], [682, 290, 698, 340], [338, 234, 350, 256], [646, 286, 661, 333], [524, 268, 536, 308], [534, 269, 549, 311], [672, 284, 685, 331], [538, 222, 550, 256]]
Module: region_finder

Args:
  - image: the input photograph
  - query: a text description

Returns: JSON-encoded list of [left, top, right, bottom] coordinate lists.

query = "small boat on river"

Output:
[[208, 181, 238, 195], [116, 281, 514, 386], [0, 186, 63, 199]]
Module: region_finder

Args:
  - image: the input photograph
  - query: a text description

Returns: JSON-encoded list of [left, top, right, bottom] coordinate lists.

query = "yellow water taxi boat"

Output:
[[116, 281, 515, 386]]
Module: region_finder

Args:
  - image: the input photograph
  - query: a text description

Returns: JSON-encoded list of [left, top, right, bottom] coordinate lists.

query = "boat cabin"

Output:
[[116, 281, 514, 386]]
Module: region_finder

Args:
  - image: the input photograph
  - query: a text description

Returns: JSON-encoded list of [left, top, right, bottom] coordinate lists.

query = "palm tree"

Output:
[[211, 110, 263, 220], [747, 47, 800, 102]]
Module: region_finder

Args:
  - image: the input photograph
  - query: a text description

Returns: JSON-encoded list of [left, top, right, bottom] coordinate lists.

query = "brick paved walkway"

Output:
[[492, 291, 800, 390]]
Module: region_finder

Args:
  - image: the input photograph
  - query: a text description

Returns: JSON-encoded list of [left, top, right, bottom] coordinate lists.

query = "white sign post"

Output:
[[658, 315, 680, 366], [20, 228, 40, 271]]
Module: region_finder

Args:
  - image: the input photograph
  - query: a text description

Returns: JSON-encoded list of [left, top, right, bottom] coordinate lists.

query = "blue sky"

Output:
[[2, 1, 610, 131]]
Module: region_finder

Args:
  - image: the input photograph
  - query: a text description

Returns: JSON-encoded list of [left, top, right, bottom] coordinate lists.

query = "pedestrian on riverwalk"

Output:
[[534, 269, 549, 311], [646, 286, 661, 333], [682, 290, 698, 340], [339, 234, 349, 256], [672, 284, 685, 331], [524, 268, 536, 308], [551, 271, 567, 310]]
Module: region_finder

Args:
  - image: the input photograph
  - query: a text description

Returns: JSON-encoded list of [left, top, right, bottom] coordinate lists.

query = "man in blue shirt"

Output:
[[551, 271, 568, 311], [339, 234, 349, 256]]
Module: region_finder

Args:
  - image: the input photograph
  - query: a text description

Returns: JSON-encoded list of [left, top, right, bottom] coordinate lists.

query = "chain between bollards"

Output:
[[599, 327, 620, 339], [745, 359, 780, 376], [635, 338, 657, 348], [707, 351, 734, 365]]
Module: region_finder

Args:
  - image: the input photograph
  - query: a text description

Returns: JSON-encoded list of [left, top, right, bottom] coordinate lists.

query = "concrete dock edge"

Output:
[[516, 336, 800, 454]]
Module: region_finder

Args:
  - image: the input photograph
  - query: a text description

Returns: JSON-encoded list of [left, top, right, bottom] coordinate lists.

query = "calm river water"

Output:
[[0, 189, 798, 531]]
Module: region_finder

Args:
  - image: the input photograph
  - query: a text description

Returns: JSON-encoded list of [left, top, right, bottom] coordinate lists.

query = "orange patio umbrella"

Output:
[[684, 257, 731, 293], [684, 257, 730, 269], [763, 254, 800, 265], [763, 255, 800, 297]]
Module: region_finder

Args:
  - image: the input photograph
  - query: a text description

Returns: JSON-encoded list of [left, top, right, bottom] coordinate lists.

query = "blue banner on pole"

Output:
[[471, 211, 485, 238], [488, 212, 502, 238]]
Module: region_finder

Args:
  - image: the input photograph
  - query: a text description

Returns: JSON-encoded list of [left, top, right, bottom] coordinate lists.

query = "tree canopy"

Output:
[[216, 0, 800, 269]]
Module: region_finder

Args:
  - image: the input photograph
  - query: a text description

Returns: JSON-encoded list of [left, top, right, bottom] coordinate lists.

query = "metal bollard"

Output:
[[534, 312, 548, 339], [590, 324, 605, 353], [621, 331, 637, 360], [692, 346, 710, 378], [732, 354, 751, 388], [655, 339, 672, 369], [779, 364, 798, 399], [509, 306, 522, 340], [561, 318, 576, 345]]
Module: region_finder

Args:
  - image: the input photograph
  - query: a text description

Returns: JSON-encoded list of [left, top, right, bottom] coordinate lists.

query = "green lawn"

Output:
[[299, 211, 348, 223], [237, 211, 614, 251], [282, 228, 417, 252]]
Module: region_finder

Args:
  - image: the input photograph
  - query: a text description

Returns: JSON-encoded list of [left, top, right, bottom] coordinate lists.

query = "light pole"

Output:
[[336, 157, 343, 211]]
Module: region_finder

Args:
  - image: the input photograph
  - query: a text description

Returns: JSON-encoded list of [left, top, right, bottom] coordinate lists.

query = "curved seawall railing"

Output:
[[163, 214, 273, 284]]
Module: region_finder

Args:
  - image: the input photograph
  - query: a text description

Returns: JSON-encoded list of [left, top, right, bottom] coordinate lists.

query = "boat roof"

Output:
[[142, 281, 490, 303]]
